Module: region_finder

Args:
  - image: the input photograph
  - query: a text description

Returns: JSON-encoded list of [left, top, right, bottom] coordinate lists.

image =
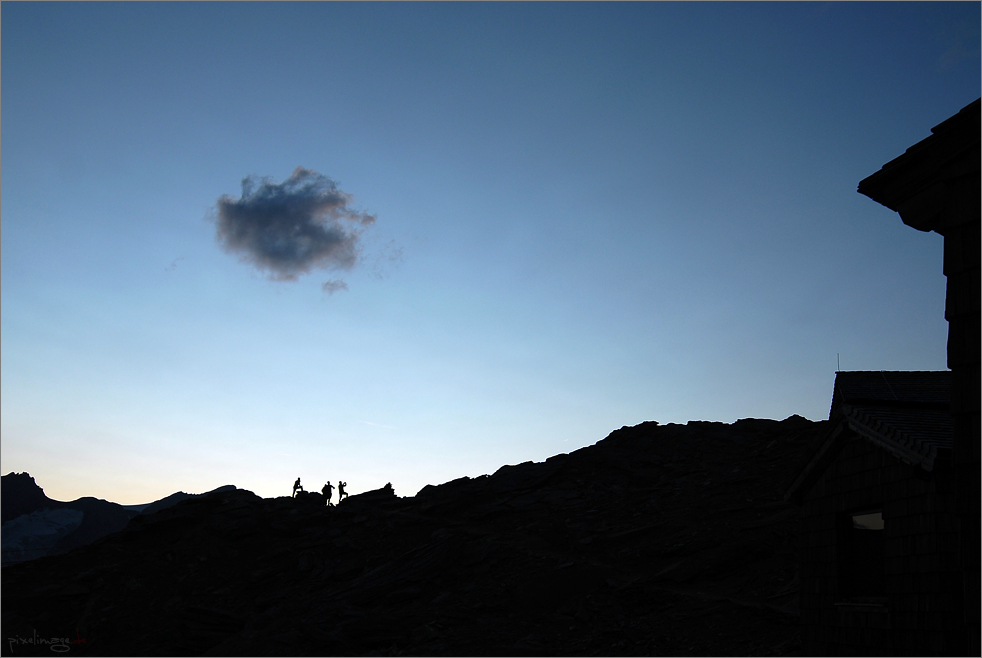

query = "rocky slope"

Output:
[[1, 416, 825, 656]]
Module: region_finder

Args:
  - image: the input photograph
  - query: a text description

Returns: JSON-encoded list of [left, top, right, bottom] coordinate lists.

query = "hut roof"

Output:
[[785, 371, 951, 504], [829, 370, 950, 418]]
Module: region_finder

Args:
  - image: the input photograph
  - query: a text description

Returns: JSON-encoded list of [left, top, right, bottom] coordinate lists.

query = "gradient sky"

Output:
[[2, 2, 979, 505]]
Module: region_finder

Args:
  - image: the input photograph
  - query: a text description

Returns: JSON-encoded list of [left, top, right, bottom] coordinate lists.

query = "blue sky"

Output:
[[2, 2, 979, 504]]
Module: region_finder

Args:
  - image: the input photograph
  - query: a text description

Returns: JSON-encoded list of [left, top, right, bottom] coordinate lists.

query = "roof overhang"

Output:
[[858, 99, 980, 235]]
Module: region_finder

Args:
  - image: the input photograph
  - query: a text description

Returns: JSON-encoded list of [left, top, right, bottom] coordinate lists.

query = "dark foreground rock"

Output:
[[2, 416, 824, 656]]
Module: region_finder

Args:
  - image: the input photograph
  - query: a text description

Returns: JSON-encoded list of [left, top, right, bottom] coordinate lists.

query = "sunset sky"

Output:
[[3, 2, 979, 504]]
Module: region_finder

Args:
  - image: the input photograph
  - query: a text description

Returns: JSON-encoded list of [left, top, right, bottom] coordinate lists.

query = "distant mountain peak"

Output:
[[2, 471, 52, 526]]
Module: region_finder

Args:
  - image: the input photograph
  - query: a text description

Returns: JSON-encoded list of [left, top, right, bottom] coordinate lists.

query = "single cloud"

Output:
[[321, 279, 349, 295], [213, 167, 375, 281]]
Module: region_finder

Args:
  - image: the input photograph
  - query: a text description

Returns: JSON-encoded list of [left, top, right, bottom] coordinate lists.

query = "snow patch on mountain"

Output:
[[1, 507, 84, 566]]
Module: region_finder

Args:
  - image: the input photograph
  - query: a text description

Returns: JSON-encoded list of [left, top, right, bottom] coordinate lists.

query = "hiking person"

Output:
[[322, 481, 334, 506], [292, 477, 302, 498], [338, 481, 348, 501]]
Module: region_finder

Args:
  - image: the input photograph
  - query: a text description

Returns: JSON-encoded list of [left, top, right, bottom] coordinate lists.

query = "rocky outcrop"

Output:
[[1, 472, 53, 525], [339, 482, 397, 509], [1, 416, 824, 656]]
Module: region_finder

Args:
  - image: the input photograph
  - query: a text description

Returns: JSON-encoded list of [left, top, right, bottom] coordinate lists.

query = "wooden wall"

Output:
[[941, 178, 980, 658], [798, 436, 960, 656]]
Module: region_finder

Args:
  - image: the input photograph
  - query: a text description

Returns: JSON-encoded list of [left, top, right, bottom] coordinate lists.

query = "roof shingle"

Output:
[[786, 371, 952, 503]]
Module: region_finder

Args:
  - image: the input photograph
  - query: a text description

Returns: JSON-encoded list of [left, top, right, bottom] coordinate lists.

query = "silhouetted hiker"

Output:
[[292, 478, 302, 498], [338, 481, 348, 501], [322, 481, 334, 506]]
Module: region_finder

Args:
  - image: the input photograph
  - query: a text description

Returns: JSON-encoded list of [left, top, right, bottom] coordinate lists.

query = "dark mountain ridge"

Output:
[[1, 474, 235, 567], [2, 416, 825, 656]]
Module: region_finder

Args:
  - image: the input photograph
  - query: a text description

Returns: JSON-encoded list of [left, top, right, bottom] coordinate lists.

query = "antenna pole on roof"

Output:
[[837, 353, 840, 373]]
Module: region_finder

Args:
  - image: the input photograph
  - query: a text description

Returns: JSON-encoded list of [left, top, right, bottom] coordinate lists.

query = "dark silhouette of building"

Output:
[[859, 97, 980, 656], [786, 98, 980, 656], [786, 371, 957, 655]]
